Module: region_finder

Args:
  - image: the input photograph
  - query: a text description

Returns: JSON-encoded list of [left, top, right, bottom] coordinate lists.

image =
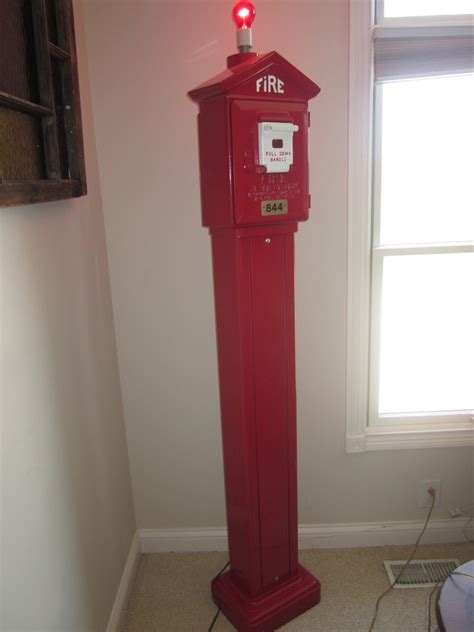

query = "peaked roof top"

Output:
[[188, 51, 320, 103]]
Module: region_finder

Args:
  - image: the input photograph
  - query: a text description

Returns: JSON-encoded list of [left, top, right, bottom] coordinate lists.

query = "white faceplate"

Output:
[[258, 121, 299, 174]]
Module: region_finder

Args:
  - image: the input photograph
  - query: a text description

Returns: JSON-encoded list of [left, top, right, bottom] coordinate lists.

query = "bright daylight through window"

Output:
[[346, 0, 474, 451], [375, 76, 474, 418]]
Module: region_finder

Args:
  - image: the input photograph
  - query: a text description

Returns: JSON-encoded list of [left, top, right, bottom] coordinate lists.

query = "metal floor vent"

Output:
[[384, 558, 461, 588]]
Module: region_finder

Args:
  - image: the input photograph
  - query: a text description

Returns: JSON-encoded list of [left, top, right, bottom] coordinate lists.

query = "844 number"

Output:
[[261, 199, 288, 216]]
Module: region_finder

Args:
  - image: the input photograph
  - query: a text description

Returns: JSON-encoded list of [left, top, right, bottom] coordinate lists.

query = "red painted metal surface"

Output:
[[212, 564, 321, 632], [189, 51, 320, 229], [188, 51, 320, 105], [231, 100, 309, 226], [249, 231, 292, 589], [189, 51, 321, 630]]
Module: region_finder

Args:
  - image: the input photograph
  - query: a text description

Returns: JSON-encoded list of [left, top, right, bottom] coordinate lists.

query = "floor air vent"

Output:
[[384, 558, 460, 588]]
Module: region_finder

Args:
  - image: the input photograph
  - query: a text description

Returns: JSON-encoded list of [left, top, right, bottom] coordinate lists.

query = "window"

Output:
[[346, 0, 474, 452], [383, 0, 474, 18], [0, 0, 86, 207]]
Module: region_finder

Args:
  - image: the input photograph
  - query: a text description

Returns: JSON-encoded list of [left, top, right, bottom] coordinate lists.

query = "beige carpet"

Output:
[[120, 542, 473, 632]]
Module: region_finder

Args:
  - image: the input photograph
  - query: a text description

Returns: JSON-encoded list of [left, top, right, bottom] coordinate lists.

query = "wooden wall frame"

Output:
[[0, 0, 86, 207]]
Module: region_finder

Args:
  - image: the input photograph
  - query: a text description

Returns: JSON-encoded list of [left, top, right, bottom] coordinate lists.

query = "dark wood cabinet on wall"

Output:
[[0, 0, 86, 207]]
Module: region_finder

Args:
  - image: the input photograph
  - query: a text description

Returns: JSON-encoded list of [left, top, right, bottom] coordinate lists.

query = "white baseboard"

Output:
[[106, 532, 141, 632], [140, 527, 227, 553], [139, 517, 468, 553], [297, 517, 468, 549]]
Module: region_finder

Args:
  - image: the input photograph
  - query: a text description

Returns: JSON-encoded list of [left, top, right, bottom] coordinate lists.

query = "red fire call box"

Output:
[[189, 46, 321, 632], [189, 51, 319, 229]]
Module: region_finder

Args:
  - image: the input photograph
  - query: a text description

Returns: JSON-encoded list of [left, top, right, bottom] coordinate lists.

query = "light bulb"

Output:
[[232, 1, 256, 29]]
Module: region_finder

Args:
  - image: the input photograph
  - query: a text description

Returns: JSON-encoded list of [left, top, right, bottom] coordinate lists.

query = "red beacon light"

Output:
[[232, 1, 256, 52], [232, 1, 256, 29]]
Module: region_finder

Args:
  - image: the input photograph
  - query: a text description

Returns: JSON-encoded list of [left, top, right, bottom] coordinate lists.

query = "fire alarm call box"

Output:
[[189, 51, 319, 229]]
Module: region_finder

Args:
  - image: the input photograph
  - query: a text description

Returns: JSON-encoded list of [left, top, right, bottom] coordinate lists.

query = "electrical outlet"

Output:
[[418, 480, 441, 508]]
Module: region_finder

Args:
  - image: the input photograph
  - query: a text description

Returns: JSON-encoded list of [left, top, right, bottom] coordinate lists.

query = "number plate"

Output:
[[261, 199, 288, 216]]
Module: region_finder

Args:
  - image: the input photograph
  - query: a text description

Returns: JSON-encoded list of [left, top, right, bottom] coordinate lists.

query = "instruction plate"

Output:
[[261, 200, 288, 216]]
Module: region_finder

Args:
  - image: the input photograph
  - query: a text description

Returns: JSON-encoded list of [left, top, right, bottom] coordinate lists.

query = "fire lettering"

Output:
[[256, 75, 285, 94]]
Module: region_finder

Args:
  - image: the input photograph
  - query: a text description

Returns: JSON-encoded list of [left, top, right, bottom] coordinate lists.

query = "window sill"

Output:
[[0, 180, 86, 208], [346, 423, 474, 453]]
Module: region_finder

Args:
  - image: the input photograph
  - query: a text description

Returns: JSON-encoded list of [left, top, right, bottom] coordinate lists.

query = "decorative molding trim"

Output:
[[106, 532, 141, 632], [365, 426, 474, 451], [298, 518, 469, 549], [139, 518, 468, 553], [345, 0, 374, 453], [140, 527, 229, 553]]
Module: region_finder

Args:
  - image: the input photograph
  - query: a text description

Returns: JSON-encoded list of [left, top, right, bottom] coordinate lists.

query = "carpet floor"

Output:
[[120, 542, 473, 632]]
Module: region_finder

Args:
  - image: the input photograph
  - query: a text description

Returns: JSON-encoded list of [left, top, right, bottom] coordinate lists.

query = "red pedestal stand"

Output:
[[188, 19, 321, 628], [209, 225, 320, 631], [212, 564, 320, 632]]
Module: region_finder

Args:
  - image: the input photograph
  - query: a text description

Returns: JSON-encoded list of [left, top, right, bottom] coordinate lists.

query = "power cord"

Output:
[[208, 560, 230, 632], [427, 578, 442, 632], [208, 607, 222, 632], [451, 570, 474, 580], [444, 503, 474, 543], [368, 487, 437, 632], [463, 515, 473, 543], [207, 491, 467, 632]]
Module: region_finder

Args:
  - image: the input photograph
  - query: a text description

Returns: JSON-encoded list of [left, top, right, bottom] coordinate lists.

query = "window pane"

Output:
[[379, 253, 474, 414], [0, 0, 39, 103], [0, 107, 45, 180], [379, 75, 474, 245], [383, 0, 474, 17]]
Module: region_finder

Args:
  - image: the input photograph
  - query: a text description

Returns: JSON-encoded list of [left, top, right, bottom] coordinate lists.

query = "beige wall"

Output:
[[0, 2, 136, 630], [83, 0, 472, 530]]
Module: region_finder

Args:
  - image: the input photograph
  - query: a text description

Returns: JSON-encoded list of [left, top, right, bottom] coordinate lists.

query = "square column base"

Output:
[[211, 564, 321, 631]]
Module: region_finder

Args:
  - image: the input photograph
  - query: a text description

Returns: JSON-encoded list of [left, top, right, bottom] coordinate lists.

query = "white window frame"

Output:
[[346, 0, 474, 453]]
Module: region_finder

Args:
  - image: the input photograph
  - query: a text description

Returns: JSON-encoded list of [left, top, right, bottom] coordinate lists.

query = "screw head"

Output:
[[265, 238, 271, 244]]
